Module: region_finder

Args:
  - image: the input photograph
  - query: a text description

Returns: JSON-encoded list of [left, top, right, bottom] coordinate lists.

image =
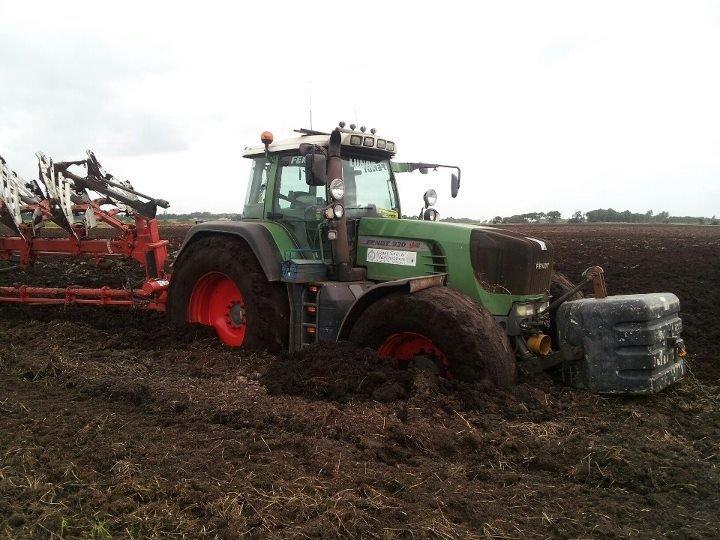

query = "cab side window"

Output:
[[243, 157, 270, 218], [274, 155, 323, 248], [274, 156, 323, 217]]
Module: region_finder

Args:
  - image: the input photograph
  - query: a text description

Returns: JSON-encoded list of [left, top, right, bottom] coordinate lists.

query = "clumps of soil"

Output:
[[1, 223, 719, 538], [81, 380, 154, 406], [264, 342, 412, 402], [264, 342, 553, 416], [407, 370, 553, 415]]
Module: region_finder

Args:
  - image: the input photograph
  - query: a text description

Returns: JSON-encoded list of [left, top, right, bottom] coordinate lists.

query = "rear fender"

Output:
[[176, 221, 293, 281], [337, 274, 446, 341]]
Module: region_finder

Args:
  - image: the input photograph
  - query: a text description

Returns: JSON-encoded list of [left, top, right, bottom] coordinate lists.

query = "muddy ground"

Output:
[[1, 224, 718, 538]]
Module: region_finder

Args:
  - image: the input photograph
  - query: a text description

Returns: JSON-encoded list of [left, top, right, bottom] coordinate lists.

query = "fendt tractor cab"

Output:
[[168, 124, 687, 394]]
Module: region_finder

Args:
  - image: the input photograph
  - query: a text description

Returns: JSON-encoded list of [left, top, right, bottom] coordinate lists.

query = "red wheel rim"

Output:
[[188, 272, 246, 346], [378, 332, 450, 376]]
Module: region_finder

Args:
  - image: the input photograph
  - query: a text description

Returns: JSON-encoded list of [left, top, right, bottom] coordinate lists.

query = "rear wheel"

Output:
[[186, 271, 247, 346], [168, 236, 289, 352], [349, 287, 516, 386]]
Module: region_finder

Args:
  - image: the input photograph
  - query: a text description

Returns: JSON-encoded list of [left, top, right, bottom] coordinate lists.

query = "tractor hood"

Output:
[[355, 218, 553, 315], [469, 227, 553, 295]]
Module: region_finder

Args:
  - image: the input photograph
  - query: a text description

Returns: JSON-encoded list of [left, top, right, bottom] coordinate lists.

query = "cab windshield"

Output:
[[341, 157, 399, 218], [272, 154, 400, 219]]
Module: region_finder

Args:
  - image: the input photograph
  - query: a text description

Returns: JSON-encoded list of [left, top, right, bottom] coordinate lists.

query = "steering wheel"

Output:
[[277, 193, 293, 203], [304, 204, 324, 220]]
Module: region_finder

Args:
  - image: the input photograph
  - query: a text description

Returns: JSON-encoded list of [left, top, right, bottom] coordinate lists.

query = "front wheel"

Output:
[[349, 287, 516, 386]]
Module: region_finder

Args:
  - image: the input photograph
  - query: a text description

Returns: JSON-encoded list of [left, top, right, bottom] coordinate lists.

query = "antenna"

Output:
[[308, 81, 313, 130]]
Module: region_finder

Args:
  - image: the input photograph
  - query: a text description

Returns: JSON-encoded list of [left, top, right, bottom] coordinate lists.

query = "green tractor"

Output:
[[168, 124, 686, 394]]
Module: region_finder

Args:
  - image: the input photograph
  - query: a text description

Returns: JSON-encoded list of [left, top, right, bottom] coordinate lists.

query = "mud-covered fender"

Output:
[[337, 274, 446, 341], [176, 220, 290, 281]]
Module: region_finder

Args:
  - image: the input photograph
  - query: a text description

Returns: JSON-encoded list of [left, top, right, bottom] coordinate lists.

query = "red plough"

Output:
[[0, 151, 170, 311]]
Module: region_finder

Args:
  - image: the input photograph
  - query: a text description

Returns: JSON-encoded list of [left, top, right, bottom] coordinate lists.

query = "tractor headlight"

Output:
[[329, 178, 344, 200], [324, 203, 344, 219], [514, 303, 535, 318], [513, 301, 550, 318]]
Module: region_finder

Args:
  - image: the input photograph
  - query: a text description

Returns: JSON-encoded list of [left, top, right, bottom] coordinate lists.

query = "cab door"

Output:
[[272, 155, 325, 253]]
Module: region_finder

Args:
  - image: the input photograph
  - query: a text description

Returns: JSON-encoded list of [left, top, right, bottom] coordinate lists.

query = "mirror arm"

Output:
[[402, 162, 460, 176], [396, 162, 462, 189]]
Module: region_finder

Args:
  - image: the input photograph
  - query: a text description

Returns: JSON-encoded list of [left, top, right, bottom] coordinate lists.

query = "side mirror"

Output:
[[303, 148, 327, 187], [451, 172, 460, 198]]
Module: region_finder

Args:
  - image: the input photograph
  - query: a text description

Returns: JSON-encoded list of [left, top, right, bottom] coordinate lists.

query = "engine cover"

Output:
[[556, 293, 685, 394], [469, 228, 553, 295]]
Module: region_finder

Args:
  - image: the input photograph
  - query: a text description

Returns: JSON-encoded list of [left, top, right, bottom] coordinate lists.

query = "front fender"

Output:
[[337, 274, 446, 341]]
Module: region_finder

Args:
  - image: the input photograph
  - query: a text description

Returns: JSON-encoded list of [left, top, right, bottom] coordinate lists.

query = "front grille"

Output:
[[470, 228, 553, 295]]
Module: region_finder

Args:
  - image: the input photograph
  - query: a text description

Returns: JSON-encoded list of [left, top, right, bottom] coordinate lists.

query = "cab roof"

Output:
[[242, 129, 397, 158]]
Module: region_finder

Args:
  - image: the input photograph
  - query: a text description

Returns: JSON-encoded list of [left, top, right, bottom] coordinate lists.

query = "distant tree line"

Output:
[[444, 211, 564, 224], [577, 209, 717, 225], [581, 208, 718, 224], [156, 209, 718, 225], [443, 209, 718, 225], [157, 211, 242, 221]]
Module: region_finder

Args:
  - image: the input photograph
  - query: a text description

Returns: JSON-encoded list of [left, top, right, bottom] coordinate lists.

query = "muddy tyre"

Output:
[[168, 236, 289, 352], [549, 272, 583, 348], [348, 286, 516, 386]]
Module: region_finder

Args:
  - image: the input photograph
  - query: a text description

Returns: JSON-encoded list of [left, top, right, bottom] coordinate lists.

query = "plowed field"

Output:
[[1, 224, 718, 538]]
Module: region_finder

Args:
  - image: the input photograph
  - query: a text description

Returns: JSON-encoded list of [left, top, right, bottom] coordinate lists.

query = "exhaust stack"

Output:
[[326, 128, 365, 282]]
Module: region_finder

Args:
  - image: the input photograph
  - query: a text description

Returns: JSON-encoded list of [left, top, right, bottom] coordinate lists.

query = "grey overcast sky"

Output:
[[1, 1, 718, 218]]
